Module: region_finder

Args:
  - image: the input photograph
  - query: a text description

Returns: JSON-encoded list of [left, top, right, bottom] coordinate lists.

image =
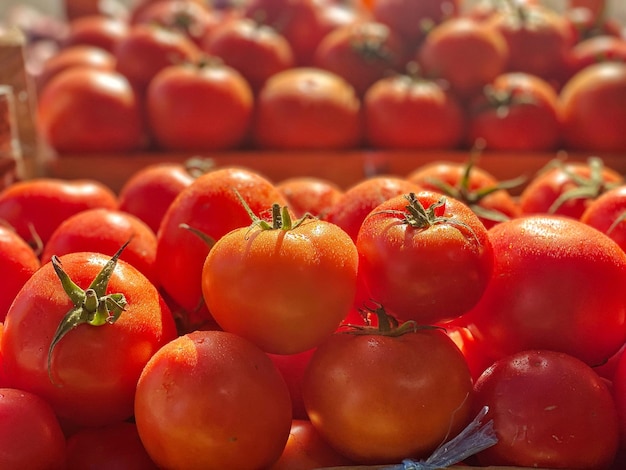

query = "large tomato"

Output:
[[134, 330, 292, 470], [566, 34, 626, 79], [459, 215, 626, 367], [580, 184, 626, 253], [63, 14, 130, 53]]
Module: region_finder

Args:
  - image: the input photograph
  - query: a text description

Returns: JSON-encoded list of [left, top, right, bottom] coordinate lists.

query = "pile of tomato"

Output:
[[29, 0, 626, 155]]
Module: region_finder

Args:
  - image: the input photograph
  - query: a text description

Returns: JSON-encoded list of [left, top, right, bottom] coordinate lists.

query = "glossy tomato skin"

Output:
[[276, 176, 343, 219], [460, 215, 626, 367], [473, 350, 619, 468], [134, 330, 292, 470], [566, 34, 626, 79], [1, 252, 178, 428], [63, 14, 129, 53], [356, 191, 493, 324], [302, 327, 474, 464], [612, 346, 626, 450], [580, 185, 626, 252], [267, 348, 316, 420], [146, 61, 254, 151], [0, 387, 67, 470]]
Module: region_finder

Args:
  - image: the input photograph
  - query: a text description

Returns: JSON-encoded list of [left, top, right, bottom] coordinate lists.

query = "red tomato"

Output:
[[460, 215, 626, 367], [560, 61, 626, 152], [202, 208, 359, 354], [0, 225, 40, 322], [566, 35, 626, 78], [356, 191, 493, 324], [1, 250, 178, 428], [0, 324, 4, 386], [473, 350, 619, 468], [156, 167, 288, 314], [440, 323, 496, 382], [466, 72, 563, 151], [0, 387, 67, 469], [0, 178, 118, 248], [363, 72, 466, 149], [276, 176, 343, 219], [66, 421, 158, 470], [117, 161, 196, 234], [146, 60, 254, 151], [612, 345, 626, 450], [37, 67, 146, 153], [268, 348, 316, 420], [302, 320, 474, 463], [580, 185, 626, 252], [134, 330, 292, 469], [63, 14, 129, 53], [253, 67, 362, 150]]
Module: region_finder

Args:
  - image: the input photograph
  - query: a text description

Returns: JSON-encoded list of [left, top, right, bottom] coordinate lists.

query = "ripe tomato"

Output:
[[156, 167, 288, 314], [0, 225, 40, 322], [0, 387, 67, 469], [37, 67, 146, 153], [466, 72, 563, 151], [560, 61, 626, 152], [268, 348, 316, 420], [580, 185, 626, 252], [146, 60, 254, 151], [356, 191, 493, 324], [302, 316, 474, 463], [63, 14, 129, 53], [460, 215, 626, 367], [134, 330, 292, 470], [202, 205, 359, 354], [363, 72, 466, 149], [612, 345, 626, 450], [253, 67, 362, 150], [0, 177, 118, 248], [473, 350, 619, 468], [276, 176, 343, 219], [566, 34, 626, 79], [1, 250, 178, 428]]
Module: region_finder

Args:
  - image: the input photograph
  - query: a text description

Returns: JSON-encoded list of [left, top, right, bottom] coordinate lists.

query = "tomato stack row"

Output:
[[1, 153, 626, 469], [31, 0, 626, 156]]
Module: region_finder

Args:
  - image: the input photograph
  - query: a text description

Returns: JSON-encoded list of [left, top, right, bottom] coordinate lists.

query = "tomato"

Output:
[[1, 249, 178, 428], [202, 203, 359, 354], [466, 72, 563, 151], [473, 350, 619, 468], [0, 225, 40, 322], [66, 421, 157, 470], [146, 60, 254, 151], [460, 215, 626, 367], [580, 185, 626, 252], [612, 345, 626, 450], [268, 348, 316, 420], [276, 176, 343, 219], [134, 330, 292, 470], [0, 324, 4, 386], [313, 21, 408, 97], [566, 34, 626, 79], [201, 16, 295, 94], [324, 175, 422, 241], [0, 178, 118, 249], [40, 208, 159, 287], [519, 157, 623, 218], [253, 67, 362, 150], [37, 67, 146, 153], [117, 161, 197, 234], [63, 14, 130, 53], [0, 387, 67, 469], [560, 61, 626, 152], [440, 323, 496, 382], [156, 167, 288, 314], [363, 72, 466, 149], [302, 313, 474, 464], [128, 0, 209, 24], [417, 16, 509, 99], [356, 191, 493, 324]]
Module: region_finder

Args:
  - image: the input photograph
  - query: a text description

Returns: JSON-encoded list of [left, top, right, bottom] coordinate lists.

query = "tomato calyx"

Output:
[[47, 240, 130, 386], [477, 84, 540, 119], [235, 189, 313, 232], [343, 301, 441, 337]]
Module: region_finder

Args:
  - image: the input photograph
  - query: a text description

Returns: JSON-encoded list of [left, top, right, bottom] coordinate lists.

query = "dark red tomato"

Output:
[[67, 421, 157, 470], [519, 157, 623, 218], [268, 348, 316, 420], [302, 322, 474, 463], [156, 167, 288, 314], [0, 387, 67, 469], [202, 17, 295, 94], [63, 0, 105, 21], [324, 175, 422, 241], [612, 344, 626, 449], [0, 225, 40, 322], [253, 67, 362, 150], [466, 72, 563, 152], [460, 215, 626, 367], [473, 350, 619, 468], [417, 16, 509, 99], [580, 185, 626, 253], [37, 67, 146, 153], [1, 251, 178, 428], [560, 61, 626, 152], [63, 14, 129, 53], [357, 191, 493, 324], [117, 161, 196, 234], [566, 35, 626, 79], [276, 176, 343, 219], [40, 208, 159, 287], [128, 0, 209, 24], [313, 21, 408, 97], [0, 178, 118, 248], [134, 330, 292, 469], [363, 72, 466, 149], [0, 324, 4, 386], [269, 419, 356, 469], [440, 323, 497, 382]]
